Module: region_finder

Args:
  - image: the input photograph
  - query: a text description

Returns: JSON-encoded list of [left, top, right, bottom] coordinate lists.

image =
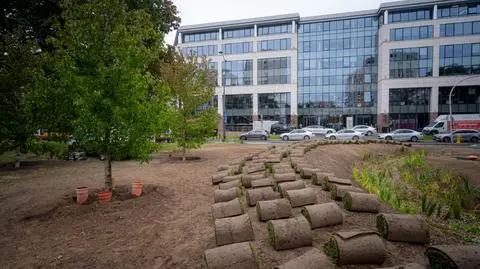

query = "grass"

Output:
[[0, 151, 49, 164], [422, 135, 433, 141], [156, 142, 178, 153]]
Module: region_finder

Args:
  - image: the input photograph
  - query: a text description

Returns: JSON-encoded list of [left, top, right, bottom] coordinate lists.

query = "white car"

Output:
[[280, 129, 315, 141], [352, 125, 376, 136], [325, 129, 363, 141], [302, 125, 335, 136], [378, 129, 423, 142]]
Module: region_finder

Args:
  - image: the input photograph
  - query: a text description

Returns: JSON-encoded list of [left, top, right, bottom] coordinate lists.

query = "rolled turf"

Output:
[[376, 263, 425, 269], [376, 213, 429, 244], [251, 177, 275, 188], [301, 202, 343, 228], [322, 177, 351, 191], [274, 248, 334, 269], [214, 188, 239, 203], [295, 163, 313, 173], [329, 184, 363, 200], [242, 173, 266, 188], [218, 180, 241, 190], [211, 198, 244, 219], [256, 198, 292, 221], [323, 230, 386, 265], [343, 192, 380, 213], [216, 164, 229, 172], [244, 164, 265, 174], [311, 172, 332, 186], [274, 173, 296, 183], [285, 188, 317, 207], [212, 170, 230, 185], [267, 216, 312, 250], [204, 242, 258, 269], [424, 245, 480, 269], [300, 168, 321, 179], [246, 187, 281, 206], [214, 214, 254, 246], [274, 168, 295, 174], [278, 181, 306, 197], [221, 174, 242, 183]]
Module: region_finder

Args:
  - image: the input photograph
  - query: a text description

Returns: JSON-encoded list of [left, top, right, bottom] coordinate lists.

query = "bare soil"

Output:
[[0, 143, 478, 269]]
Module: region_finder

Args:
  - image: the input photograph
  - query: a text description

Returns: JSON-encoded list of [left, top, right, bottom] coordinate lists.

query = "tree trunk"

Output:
[[104, 152, 112, 191], [15, 146, 20, 169], [182, 146, 186, 161]]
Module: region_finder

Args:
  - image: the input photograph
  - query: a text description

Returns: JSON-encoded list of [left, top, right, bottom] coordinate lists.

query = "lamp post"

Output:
[[219, 51, 227, 142], [448, 75, 480, 143]]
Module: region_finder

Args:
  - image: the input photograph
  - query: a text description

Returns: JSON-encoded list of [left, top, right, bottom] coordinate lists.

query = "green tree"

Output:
[[49, 0, 170, 190], [159, 50, 218, 161]]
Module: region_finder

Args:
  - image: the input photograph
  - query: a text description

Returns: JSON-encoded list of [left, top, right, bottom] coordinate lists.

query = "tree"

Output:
[[49, 0, 171, 190], [159, 50, 218, 161]]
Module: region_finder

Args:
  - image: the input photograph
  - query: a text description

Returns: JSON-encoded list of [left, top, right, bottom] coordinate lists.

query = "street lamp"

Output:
[[448, 75, 480, 143], [219, 51, 227, 142]]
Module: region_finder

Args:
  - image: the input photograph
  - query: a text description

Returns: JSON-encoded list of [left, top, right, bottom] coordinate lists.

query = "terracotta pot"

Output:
[[98, 191, 112, 202], [75, 187, 88, 205], [132, 181, 144, 197]]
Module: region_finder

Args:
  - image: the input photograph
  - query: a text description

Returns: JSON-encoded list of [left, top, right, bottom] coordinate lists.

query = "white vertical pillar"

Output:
[[433, 4, 438, 19], [218, 28, 222, 40], [291, 20, 296, 33], [254, 24, 257, 37], [384, 10, 388, 25], [252, 93, 258, 116], [178, 32, 182, 44], [430, 86, 439, 113], [253, 57, 258, 85], [290, 91, 298, 116], [432, 45, 440, 77], [217, 92, 224, 115]]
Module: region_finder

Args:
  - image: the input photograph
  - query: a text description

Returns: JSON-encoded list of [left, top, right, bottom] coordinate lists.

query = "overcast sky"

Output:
[[165, 0, 398, 44]]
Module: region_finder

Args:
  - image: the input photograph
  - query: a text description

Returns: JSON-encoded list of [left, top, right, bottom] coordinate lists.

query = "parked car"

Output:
[[270, 123, 292, 135], [325, 129, 363, 140], [280, 129, 314, 141], [239, 130, 269, 140], [302, 125, 335, 135], [433, 129, 480, 143], [378, 129, 423, 142], [352, 125, 376, 136]]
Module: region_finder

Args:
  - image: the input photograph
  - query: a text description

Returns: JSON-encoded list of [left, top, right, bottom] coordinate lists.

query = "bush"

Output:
[[27, 140, 68, 159]]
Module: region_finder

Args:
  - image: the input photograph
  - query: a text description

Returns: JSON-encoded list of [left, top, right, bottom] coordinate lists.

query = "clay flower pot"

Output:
[[75, 187, 89, 205], [132, 181, 144, 197], [98, 191, 112, 202]]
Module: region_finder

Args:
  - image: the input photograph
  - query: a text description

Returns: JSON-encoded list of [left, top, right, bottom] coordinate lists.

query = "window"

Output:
[[388, 8, 432, 23], [182, 45, 218, 57], [183, 31, 218, 43], [390, 26, 433, 41], [225, 94, 252, 109], [389, 47, 433, 78], [222, 42, 252, 54], [438, 86, 480, 114], [258, 24, 292, 36], [257, 57, 291, 85], [440, 43, 480, 76], [440, 21, 480, 37], [223, 28, 254, 39], [438, 3, 480, 18], [222, 60, 253, 86]]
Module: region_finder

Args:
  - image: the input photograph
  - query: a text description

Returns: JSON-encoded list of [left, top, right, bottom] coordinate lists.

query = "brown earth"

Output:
[[0, 142, 478, 269]]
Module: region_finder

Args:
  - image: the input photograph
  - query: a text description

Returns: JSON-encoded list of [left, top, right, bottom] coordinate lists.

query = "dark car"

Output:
[[433, 129, 480, 143], [239, 130, 269, 140], [270, 123, 292, 135]]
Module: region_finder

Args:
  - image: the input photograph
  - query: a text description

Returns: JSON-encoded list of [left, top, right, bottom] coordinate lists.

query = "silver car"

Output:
[[433, 129, 480, 143], [325, 129, 363, 141], [378, 129, 423, 142], [302, 125, 335, 136], [280, 129, 315, 141], [352, 125, 376, 136]]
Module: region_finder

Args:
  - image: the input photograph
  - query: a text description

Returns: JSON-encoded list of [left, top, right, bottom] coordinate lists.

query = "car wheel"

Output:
[[366, 131, 373, 136], [303, 136, 310, 140], [352, 136, 359, 141], [385, 136, 392, 141], [261, 136, 267, 140], [282, 136, 289, 141], [411, 136, 419, 142], [471, 137, 479, 143], [329, 136, 336, 140], [443, 137, 451, 142]]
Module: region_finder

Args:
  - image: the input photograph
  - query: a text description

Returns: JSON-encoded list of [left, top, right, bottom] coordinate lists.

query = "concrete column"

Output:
[[290, 92, 298, 116], [253, 57, 258, 85], [217, 60, 223, 86], [430, 86, 439, 114], [218, 28, 222, 40], [252, 93, 258, 119], [217, 93, 224, 115], [433, 4, 438, 20], [432, 45, 440, 77], [292, 20, 296, 33], [377, 113, 389, 132], [254, 24, 257, 37], [178, 32, 182, 44], [384, 10, 388, 25]]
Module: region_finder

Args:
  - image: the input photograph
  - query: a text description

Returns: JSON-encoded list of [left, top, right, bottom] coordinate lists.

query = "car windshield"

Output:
[[425, 122, 436, 127]]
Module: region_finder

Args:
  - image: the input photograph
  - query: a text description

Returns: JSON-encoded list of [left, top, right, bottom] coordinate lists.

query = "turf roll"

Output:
[[295, 163, 313, 173], [244, 164, 265, 174], [272, 163, 292, 171], [343, 192, 380, 213], [256, 198, 292, 221], [221, 174, 242, 183], [311, 172, 333, 186], [214, 188, 239, 203], [322, 177, 351, 191], [323, 230, 386, 265], [376, 263, 425, 269], [274, 173, 296, 183], [212, 170, 229, 185], [242, 173, 266, 188], [300, 168, 321, 179], [278, 181, 306, 197], [246, 187, 281, 206], [204, 242, 258, 269], [218, 180, 241, 190], [285, 188, 317, 207], [376, 213, 429, 244], [329, 184, 363, 200], [424, 245, 480, 269], [274, 168, 295, 174], [301, 202, 343, 228], [267, 216, 312, 250], [274, 248, 334, 269], [251, 177, 275, 188], [217, 165, 229, 172], [212, 198, 244, 219], [214, 214, 254, 246]]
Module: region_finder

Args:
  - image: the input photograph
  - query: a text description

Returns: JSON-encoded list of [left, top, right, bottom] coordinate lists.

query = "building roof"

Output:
[[300, 9, 377, 23]]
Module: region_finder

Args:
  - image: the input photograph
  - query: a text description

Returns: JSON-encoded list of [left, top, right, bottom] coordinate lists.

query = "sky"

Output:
[[165, 0, 398, 44]]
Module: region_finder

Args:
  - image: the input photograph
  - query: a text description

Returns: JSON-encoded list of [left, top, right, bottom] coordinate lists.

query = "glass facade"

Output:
[[183, 32, 218, 43], [222, 60, 253, 86], [182, 45, 217, 57], [439, 86, 480, 114], [389, 87, 430, 130], [225, 94, 253, 131], [438, 3, 480, 18], [390, 25, 433, 41], [258, 93, 291, 124], [223, 28, 254, 39], [222, 42, 253, 54], [439, 43, 480, 76], [440, 21, 480, 37], [389, 47, 433, 78], [257, 24, 292, 36], [298, 16, 378, 128], [257, 57, 291, 85], [257, 38, 291, 51], [388, 8, 432, 23]]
